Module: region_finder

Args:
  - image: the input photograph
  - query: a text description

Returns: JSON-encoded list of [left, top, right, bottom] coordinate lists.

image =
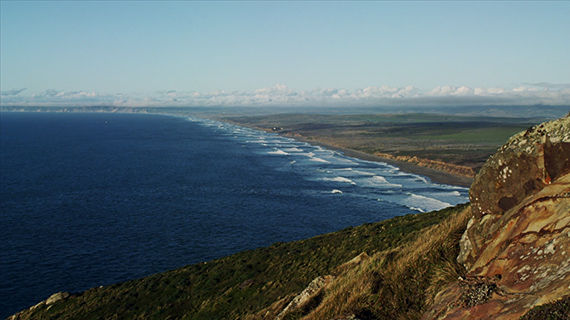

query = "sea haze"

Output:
[[0, 112, 468, 317]]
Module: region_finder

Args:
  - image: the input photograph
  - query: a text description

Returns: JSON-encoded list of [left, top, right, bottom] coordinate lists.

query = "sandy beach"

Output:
[[217, 116, 474, 188], [292, 137, 474, 188]]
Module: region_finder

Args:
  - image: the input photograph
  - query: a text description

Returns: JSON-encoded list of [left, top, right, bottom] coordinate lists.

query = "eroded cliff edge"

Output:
[[426, 115, 570, 319]]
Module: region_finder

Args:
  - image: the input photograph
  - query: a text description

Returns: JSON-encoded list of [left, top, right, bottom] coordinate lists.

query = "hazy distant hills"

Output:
[[1, 104, 568, 119]]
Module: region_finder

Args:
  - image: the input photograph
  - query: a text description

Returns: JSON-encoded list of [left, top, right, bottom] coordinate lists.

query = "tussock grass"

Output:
[[301, 206, 471, 320]]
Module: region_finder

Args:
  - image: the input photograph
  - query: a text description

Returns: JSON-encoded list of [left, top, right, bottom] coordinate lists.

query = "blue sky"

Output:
[[1, 1, 569, 107]]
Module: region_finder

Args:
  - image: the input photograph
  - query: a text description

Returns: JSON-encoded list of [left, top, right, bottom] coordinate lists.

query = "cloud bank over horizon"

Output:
[[1, 83, 569, 108]]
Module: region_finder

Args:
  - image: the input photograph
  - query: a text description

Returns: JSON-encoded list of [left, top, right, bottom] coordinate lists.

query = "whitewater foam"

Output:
[[359, 176, 403, 188], [268, 149, 290, 156], [309, 157, 331, 164], [336, 168, 375, 177], [322, 177, 357, 185], [403, 193, 452, 212], [331, 156, 359, 166]]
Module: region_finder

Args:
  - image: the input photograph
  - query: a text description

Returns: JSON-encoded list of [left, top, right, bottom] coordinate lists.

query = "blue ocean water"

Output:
[[0, 112, 468, 317]]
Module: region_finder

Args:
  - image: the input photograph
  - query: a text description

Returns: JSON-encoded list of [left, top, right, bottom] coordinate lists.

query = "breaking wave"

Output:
[[359, 176, 403, 188], [309, 157, 331, 163], [268, 149, 290, 155], [402, 193, 453, 212], [322, 177, 357, 185]]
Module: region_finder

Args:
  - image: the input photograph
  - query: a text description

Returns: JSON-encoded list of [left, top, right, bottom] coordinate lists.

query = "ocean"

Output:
[[0, 112, 468, 317]]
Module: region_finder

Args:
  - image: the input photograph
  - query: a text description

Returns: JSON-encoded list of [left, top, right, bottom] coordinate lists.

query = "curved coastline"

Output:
[[215, 118, 474, 188]]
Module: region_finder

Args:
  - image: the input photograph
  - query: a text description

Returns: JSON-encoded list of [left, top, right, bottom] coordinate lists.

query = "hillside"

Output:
[[8, 205, 468, 319], [9, 115, 570, 320]]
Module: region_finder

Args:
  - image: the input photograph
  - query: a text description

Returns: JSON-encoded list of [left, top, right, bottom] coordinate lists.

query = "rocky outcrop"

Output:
[[45, 292, 70, 305], [461, 116, 570, 269], [276, 276, 335, 320], [425, 116, 570, 319], [275, 253, 369, 320]]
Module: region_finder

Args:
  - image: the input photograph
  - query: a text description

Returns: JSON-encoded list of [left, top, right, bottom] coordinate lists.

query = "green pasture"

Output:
[[409, 125, 531, 145]]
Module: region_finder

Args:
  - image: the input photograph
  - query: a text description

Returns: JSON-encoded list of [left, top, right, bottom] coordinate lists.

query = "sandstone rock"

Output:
[[425, 116, 570, 320], [461, 116, 570, 269]]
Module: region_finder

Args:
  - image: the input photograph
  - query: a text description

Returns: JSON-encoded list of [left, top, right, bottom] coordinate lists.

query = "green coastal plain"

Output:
[[220, 112, 542, 177]]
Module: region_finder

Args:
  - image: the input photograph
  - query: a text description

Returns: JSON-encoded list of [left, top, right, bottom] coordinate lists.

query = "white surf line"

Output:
[[183, 116, 469, 195]]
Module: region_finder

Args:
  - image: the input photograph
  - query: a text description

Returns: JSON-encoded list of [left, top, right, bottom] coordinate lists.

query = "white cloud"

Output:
[[454, 86, 473, 96], [429, 86, 473, 96], [1, 84, 569, 108]]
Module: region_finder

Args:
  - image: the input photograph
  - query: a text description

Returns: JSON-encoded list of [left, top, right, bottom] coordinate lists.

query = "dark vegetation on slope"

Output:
[[11, 204, 468, 319], [520, 296, 570, 320], [11, 203, 569, 320]]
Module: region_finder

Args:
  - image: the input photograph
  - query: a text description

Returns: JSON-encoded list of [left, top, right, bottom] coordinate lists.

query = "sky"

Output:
[[1, 1, 569, 108]]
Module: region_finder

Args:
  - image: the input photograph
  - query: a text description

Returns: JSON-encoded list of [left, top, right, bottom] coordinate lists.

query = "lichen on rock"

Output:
[[427, 115, 570, 320], [462, 116, 570, 269]]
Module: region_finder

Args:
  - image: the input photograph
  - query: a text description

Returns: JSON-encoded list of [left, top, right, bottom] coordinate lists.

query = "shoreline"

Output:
[[292, 137, 473, 188], [217, 118, 474, 188]]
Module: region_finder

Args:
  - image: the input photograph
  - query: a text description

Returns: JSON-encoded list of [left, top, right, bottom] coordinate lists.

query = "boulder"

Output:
[[460, 116, 570, 269]]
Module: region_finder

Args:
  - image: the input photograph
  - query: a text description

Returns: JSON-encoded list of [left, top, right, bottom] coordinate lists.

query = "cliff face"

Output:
[[426, 115, 570, 319], [374, 152, 476, 178]]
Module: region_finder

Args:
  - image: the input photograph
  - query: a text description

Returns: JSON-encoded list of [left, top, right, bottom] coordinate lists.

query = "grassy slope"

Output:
[[13, 204, 468, 320], [284, 204, 472, 320], [11, 200, 567, 320]]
